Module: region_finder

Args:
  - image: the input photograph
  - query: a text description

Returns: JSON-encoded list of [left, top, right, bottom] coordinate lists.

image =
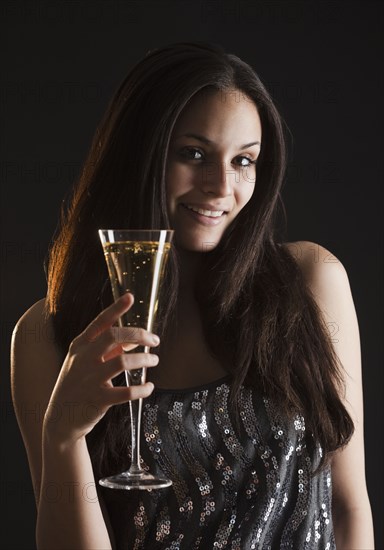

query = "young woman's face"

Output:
[[166, 88, 262, 252]]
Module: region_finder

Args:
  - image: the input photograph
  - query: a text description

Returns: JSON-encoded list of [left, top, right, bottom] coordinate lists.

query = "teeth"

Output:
[[185, 205, 224, 217]]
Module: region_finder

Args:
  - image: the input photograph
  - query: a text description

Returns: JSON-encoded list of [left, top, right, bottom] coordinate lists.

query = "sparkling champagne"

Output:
[[103, 240, 171, 332], [98, 229, 174, 490]]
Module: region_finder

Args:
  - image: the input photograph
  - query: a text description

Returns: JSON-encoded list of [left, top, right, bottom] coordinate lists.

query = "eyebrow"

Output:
[[175, 133, 261, 149]]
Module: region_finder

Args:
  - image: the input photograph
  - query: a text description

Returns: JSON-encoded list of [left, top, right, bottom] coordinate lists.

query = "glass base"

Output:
[[99, 471, 173, 490]]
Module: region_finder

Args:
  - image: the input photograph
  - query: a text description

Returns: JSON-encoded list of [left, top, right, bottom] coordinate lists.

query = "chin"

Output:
[[175, 236, 220, 254]]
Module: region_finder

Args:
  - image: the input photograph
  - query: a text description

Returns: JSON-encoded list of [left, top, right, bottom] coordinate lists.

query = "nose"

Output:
[[200, 160, 234, 197]]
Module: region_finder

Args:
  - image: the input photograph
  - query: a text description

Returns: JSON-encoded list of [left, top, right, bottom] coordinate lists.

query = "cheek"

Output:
[[165, 165, 178, 207], [165, 164, 188, 217], [165, 163, 195, 198], [237, 167, 256, 205], [237, 182, 256, 210]]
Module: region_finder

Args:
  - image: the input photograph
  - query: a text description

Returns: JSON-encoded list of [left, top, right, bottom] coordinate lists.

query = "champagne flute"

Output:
[[98, 229, 173, 490]]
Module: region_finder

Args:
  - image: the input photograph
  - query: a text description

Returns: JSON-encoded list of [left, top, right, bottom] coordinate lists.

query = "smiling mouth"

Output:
[[181, 204, 227, 218]]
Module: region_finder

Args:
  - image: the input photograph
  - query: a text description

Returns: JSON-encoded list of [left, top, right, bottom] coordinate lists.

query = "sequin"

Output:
[[96, 379, 335, 549]]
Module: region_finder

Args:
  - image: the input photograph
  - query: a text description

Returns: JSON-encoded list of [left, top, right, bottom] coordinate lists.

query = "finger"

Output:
[[92, 326, 160, 361], [103, 353, 159, 380], [81, 293, 134, 343], [119, 325, 160, 351], [106, 382, 155, 405], [102, 343, 137, 363]]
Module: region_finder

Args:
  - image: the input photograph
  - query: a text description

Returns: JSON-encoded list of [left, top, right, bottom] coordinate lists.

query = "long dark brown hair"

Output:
[[45, 42, 353, 473]]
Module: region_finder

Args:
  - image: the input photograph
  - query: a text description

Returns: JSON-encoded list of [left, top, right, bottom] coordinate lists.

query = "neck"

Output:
[[176, 248, 203, 296]]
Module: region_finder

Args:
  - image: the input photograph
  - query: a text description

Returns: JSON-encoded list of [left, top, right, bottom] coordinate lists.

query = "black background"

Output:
[[1, 1, 383, 548]]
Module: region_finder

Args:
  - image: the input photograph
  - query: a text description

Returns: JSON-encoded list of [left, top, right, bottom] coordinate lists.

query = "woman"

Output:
[[11, 42, 374, 549]]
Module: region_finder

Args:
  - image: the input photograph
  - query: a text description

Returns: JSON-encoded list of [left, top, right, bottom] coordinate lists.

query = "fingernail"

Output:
[[151, 354, 159, 365], [152, 335, 160, 345]]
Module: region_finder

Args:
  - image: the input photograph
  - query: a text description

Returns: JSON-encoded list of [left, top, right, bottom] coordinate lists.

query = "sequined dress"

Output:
[[97, 376, 335, 550]]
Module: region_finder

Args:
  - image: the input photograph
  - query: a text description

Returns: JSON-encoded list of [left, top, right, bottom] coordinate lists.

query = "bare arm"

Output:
[[293, 241, 374, 549], [11, 293, 159, 550]]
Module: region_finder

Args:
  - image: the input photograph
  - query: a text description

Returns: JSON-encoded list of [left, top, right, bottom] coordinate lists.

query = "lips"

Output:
[[180, 203, 227, 226], [181, 203, 228, 218]]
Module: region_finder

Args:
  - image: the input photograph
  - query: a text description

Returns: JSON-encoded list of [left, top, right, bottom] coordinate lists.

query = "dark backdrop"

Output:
[[1, 1, 382, 548]]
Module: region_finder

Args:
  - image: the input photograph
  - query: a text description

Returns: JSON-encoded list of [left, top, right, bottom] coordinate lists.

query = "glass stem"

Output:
[[125, 357, 148, 477], [128, 396, 143, 475]]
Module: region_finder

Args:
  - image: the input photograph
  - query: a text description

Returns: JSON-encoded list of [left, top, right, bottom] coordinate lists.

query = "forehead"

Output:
[[171, 88, 262, 139]]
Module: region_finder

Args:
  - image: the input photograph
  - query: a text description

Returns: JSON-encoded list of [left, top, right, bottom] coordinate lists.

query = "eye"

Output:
[[234, 156, 256, 167], [179, 147, 204, 161]]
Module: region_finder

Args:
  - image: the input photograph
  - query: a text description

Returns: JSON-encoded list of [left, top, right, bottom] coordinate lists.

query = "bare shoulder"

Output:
[[283, 240, 347, 277], [11, 296, 64, 400], [282, 240, 351, 308], [284, 242, 373, 527], [13, 297, 50, 338], [11, 297, 63, 379], [283, 240, 359, 387], [11, 298, 64, 498], [11, 297, 63, 414]]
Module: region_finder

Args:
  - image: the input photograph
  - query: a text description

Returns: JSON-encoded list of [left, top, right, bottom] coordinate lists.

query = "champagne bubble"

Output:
[[104, 240, 171, 330]]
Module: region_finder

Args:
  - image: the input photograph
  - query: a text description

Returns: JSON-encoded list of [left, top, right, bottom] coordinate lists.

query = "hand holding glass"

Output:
[[98, 229, 173, 490]]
